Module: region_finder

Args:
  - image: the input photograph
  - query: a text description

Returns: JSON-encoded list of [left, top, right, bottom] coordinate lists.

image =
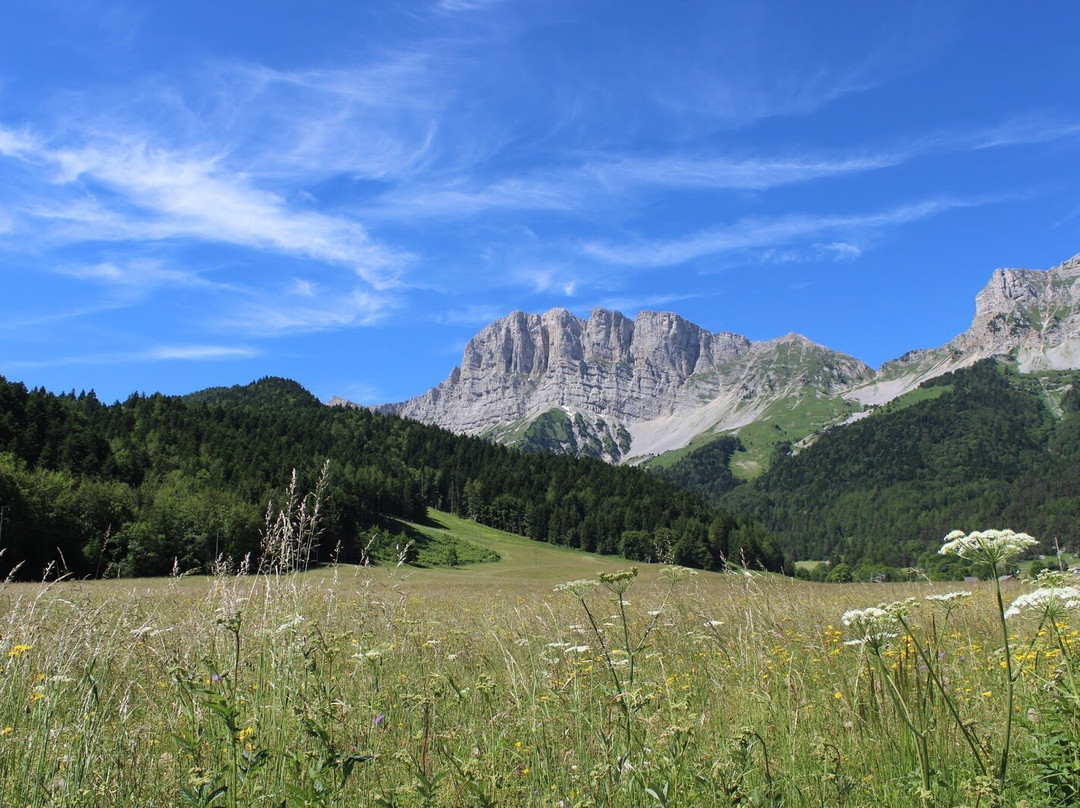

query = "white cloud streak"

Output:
[[52, 259, 225, 295], [52, 139, 407, 286], [583, 198, 981, 268], [8, 344, 258, 369], [368, 112, 1080, 222], [219, 288, 395, 336]]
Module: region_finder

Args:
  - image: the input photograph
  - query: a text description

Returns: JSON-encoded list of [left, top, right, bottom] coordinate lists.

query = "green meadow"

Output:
[[1, 512, 1077, 806]]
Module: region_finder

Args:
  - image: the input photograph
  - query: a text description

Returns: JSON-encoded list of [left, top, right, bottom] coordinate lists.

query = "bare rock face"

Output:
[[372, 250, 1080, 463], [383, 307, 872, 460], [850, 251, 1080, 406], [962, 253, 1080, 370]]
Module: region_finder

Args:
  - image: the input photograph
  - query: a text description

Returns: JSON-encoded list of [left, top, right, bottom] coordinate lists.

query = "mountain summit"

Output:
[[374, 251, 1080, 466], [378, 307, 872, 463], [850, 251, 1080, 405]]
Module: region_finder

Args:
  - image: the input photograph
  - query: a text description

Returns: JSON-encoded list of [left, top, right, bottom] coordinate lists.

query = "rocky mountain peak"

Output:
[[370, 250, 1080, 466], [852, 250, 1080, 406], [957, 251, 1080, 370], [382, 306, 867, 461]]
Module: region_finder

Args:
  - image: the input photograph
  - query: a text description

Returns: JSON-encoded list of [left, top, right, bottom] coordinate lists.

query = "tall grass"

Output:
[[0, 520, 1077, 805]]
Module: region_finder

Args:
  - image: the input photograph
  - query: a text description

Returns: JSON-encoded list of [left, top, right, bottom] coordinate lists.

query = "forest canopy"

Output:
[[0, 376, 781, 579]]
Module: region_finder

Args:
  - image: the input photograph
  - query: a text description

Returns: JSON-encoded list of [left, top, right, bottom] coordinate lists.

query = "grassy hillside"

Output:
[[2, 539, 1075, 805], [722, 360, 1080, 571], [645, 392, 863, 482], [727, 392, 863, 479], [0, 374, 781, 580], [388, 508, 653, 585]]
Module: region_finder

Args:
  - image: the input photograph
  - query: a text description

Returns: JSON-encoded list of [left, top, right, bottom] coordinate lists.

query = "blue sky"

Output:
[[2, 1, 1080, 404]]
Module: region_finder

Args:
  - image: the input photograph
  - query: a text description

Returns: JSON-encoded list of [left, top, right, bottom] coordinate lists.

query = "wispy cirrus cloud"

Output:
[[583, 197, 983, 268], [218, 287, 396, 336], [40, 137, 408, 286], [366, 110, 1080, 223], [210, 58, 445, 182], [8, 344, 258, 369], [52, 259, 226, 296], [435, 304, 513, 327], [591, 292, 700, 314], [367, 150, 903, 220]]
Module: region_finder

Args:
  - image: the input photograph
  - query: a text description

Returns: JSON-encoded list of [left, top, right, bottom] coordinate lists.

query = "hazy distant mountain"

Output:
[[367, 251, 1080, 468]]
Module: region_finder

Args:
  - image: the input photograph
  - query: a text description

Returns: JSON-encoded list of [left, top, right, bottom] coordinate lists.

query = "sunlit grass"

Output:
[[0, 513, 1076, 805]]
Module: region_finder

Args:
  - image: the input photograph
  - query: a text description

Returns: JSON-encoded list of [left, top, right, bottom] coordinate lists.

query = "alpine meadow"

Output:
[[6, 2, 1080, 805]]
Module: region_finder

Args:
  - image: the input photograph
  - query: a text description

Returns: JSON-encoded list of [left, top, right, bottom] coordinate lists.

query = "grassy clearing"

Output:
[[869, 384, 952, 417], [0, 515, 1078, 805], [640, 432, 727, 472], [730, 394, 863, 479]]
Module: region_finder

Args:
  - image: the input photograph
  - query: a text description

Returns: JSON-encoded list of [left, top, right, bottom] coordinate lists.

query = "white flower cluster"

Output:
[[841, 604, 899, 648], [1004, 586, 1080, 619], [554, 579, 599, 598], [939, 529, 1038, 563], [842, 605, 889, 626], [924, 591, 972, 603]]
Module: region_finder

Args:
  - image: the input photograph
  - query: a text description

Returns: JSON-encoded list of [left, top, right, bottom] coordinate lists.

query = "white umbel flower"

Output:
[[939, 529, 1038, 565], [1004, 586, 1080, 619], [925, 591, 972, 603]]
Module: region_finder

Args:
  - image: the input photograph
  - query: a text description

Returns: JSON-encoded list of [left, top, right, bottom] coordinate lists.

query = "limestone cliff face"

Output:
[[851, 251, 1080, 405], [382, 307, 872, 459], [371, 250, 1080, 463], [963, 252, 1080, 370]]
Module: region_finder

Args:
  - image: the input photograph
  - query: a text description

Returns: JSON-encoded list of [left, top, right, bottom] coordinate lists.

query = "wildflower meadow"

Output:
[[1, 515, 1078, 805]]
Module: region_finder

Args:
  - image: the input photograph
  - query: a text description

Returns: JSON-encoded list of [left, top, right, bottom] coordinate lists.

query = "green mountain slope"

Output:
[[717, 360, 1080, 571], [0, 376, 781, 580]]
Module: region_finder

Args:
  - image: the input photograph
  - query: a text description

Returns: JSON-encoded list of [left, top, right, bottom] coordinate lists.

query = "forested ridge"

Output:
[[651, 435, 744, 504], [709, 360, 1080, 578], [0, 375, 780, 579]]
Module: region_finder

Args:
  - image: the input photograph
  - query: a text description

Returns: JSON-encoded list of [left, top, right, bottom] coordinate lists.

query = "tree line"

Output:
[[704, 360, 1080, 579], [0, 375, 782, 579]]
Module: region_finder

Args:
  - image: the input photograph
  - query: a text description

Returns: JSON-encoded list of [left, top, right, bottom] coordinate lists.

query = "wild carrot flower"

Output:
[[598, 568, 638, 596], [925, 591, 972, 603], [1004, 586, 1080, 619], [659, 566, 698, 583], [939, 529, 1038, 566], [554, 579, 599, 599], [841, 605, 899, 650], [1034, 568, 1070, 587], [940, 530, 1039, 789]]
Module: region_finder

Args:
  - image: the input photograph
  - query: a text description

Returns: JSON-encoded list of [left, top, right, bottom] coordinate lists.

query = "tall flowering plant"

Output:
[[842, 529, 1040, 801], [939, 529, 1037, 791]]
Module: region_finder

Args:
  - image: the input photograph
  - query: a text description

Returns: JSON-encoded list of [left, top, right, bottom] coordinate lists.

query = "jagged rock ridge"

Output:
[[367, 250, 1080, 466], [379, 308, 873, 462], [849, 251, 1080, 405]]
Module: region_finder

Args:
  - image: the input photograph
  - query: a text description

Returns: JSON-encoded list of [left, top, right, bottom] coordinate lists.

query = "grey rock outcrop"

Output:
[[850, 251, 1080, 405], [382, 307, 872, 461], [367, 250, 1080, 464]]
